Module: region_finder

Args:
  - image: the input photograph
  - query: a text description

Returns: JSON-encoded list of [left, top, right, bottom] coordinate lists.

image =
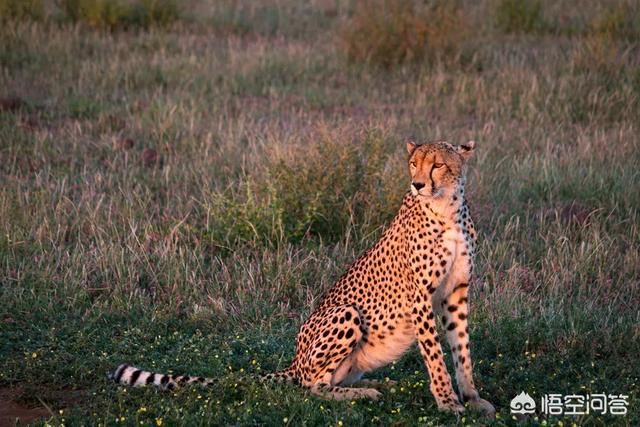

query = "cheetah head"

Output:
[[406, 140, 475, 201]]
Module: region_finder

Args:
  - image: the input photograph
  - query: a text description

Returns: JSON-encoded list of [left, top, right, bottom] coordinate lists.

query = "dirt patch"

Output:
[[0, 387, 86, 427], [0, 97, 26, 113], [0, 389, 50, 427]]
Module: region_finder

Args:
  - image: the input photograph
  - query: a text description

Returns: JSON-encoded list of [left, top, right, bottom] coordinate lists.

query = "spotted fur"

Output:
[[110, 141, 494, 415]]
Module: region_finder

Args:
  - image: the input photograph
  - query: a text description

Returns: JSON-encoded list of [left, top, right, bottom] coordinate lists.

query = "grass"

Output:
[[494, 0, 546, 34], [1, 0, 639, 426], [339, 0, 469, 68]]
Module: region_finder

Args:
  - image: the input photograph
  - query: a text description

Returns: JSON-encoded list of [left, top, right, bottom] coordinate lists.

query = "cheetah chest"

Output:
[[436, 225, 474, 297]]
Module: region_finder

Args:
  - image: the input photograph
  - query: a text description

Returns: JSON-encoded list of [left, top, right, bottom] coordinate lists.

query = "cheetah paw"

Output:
[[467, 398, 496, 417], [360, 388, 382, 400], [437, 401, 465, 413]]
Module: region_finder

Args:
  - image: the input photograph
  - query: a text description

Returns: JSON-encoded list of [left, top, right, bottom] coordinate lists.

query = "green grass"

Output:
[[1, 1, 639, 426]]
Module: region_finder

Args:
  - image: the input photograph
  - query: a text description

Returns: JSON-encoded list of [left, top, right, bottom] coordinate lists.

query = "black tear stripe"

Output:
[[130, 369, 142, 385], [452, 283, 469, 293], [114, 365, 128, 383], [146, 374, 156, 384]]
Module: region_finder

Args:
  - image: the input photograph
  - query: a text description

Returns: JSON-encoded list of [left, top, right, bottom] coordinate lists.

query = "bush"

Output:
[[138, 0, 180, 28], [266, 131, 405, 243], [0, 0, 179, 29], [58, 0, 180, 29], [0, 0, 44, 21], [590, 2, 640, 41], [201, 131, 404, 247], [339, 0, 468, 68], [495, 0, 545, 34]]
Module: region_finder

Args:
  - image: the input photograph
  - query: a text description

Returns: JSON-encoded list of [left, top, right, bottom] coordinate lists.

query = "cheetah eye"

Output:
[[409, 161, 417, 169], [434, 162, 444, 168]]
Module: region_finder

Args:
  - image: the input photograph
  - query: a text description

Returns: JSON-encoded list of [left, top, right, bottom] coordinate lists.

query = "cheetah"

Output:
[[111, 141, 494, 415]]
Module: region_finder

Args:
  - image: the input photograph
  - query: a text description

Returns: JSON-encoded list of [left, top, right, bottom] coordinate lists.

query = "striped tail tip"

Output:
[[110, 364, 175, 390], [110, 363, 130, 382], [110, 364, 215, 390]]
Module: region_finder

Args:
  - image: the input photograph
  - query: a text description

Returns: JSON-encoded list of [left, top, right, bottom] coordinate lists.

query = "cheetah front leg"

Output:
[[411, 293, 464, 413], [440, 283, 495, 415]]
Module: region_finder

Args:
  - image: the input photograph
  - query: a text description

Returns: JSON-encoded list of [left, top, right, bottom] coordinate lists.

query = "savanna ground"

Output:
[[1, 0, 639, 425]]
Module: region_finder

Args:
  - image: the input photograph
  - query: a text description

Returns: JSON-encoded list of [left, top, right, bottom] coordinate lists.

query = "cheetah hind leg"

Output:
[[309, 383, 381, 401], [302, 305, 380, 401], [333, 365, 396, 389]]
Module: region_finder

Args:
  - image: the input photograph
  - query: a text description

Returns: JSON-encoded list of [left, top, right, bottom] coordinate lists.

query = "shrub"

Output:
[[590, 2, 640, 41], [201, 131, 404, 247], [138, 0, 180, 28], [265, 131, 404, 243], [0, 0, 44, 21], [59, 0, 126, 29], [495, 0, 545, 34], [58, 0, 180, 29], [339, 0, 468, 68]]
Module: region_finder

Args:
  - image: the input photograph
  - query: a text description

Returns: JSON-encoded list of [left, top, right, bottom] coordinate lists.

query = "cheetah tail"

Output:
[[259, 366, 298, 384], [109, 363, 216, 390]]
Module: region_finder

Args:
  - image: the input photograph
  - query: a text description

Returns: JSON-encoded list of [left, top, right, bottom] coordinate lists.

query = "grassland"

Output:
[[1, 0, 639, 425]]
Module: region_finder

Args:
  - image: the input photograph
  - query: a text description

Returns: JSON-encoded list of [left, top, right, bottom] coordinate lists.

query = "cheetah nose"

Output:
[[412, 182, 426, 191]]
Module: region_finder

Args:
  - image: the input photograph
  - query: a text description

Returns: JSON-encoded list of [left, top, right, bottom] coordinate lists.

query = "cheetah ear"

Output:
[[457, 140, 476, 160], [406, 140, 417, 155]]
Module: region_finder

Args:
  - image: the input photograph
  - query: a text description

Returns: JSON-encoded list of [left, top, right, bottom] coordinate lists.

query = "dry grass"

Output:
[[1, 0, 639, 425]]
